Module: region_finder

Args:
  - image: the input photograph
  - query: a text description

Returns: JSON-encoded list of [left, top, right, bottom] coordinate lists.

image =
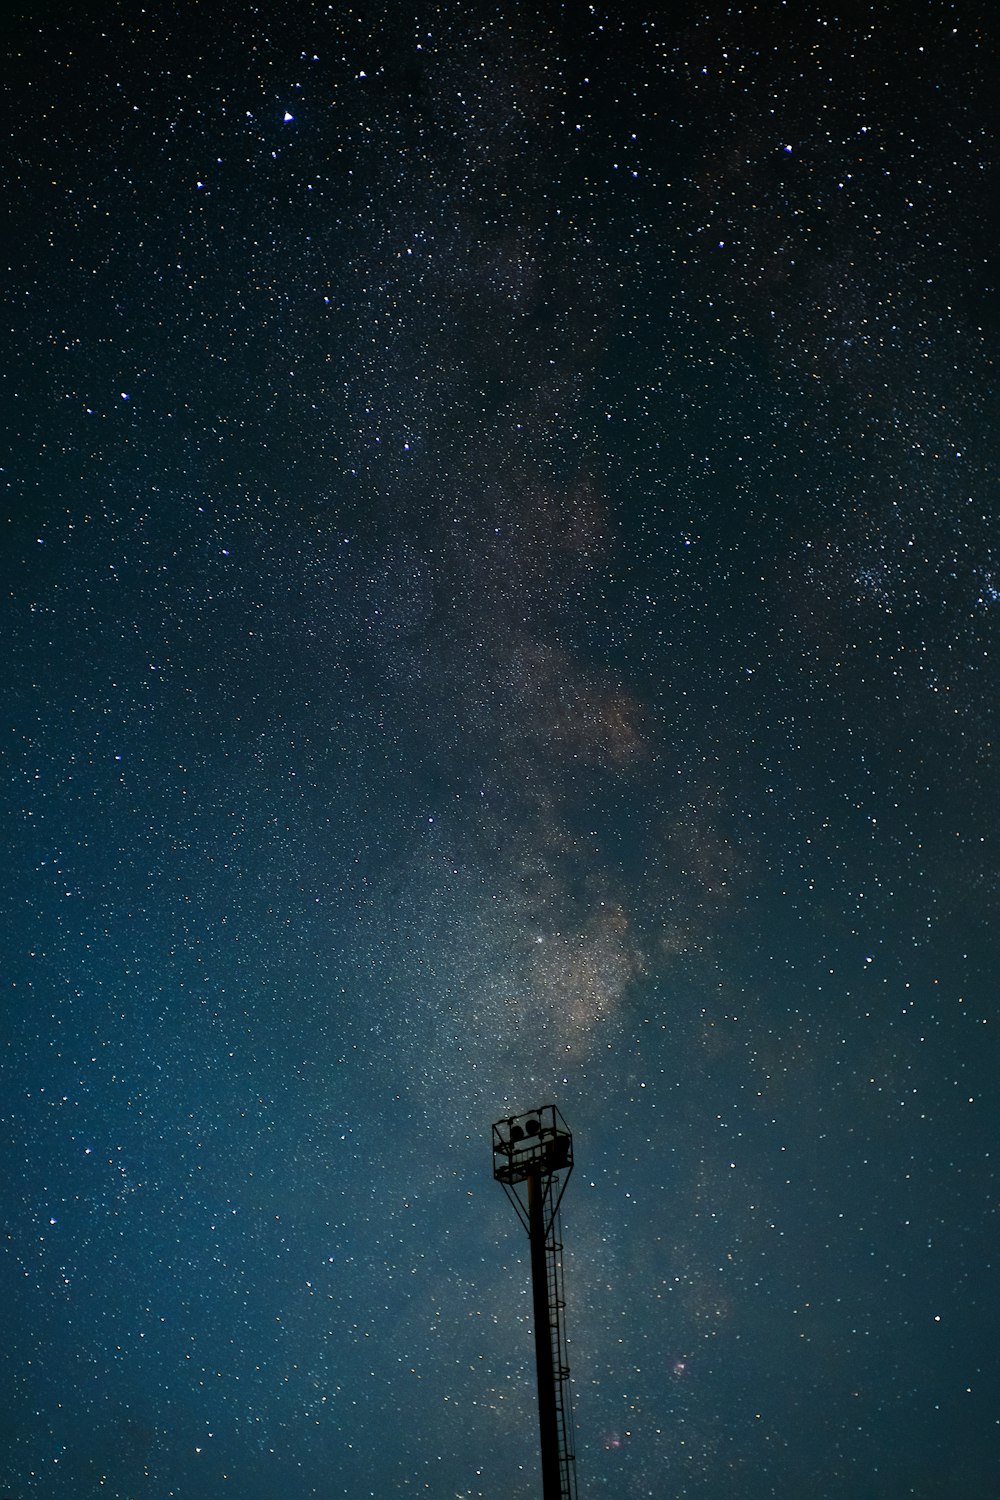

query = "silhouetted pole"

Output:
[[528, 1165, 561, 1500], [492, 1106, 577, 1499]]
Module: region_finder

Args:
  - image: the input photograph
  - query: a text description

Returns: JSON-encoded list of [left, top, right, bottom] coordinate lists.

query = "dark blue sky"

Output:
[[3, 3, 998, 1496]]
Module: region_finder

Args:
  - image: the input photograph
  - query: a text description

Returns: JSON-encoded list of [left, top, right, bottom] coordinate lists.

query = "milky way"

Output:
[[3, 4, 998, 1498]]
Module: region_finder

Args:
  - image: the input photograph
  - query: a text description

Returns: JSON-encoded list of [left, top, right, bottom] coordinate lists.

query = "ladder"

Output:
[[545, 1206, 578, 1500]]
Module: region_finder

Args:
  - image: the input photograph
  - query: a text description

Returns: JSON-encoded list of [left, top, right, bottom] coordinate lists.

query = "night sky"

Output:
[[3, 2, 998, 1497]]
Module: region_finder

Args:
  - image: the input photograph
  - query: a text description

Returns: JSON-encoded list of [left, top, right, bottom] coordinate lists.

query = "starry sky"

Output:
[[3, 2, 998, 1496]]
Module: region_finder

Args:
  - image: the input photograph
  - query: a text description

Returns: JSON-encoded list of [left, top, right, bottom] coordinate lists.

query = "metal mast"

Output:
[[492, 1105, 578, 1500]]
